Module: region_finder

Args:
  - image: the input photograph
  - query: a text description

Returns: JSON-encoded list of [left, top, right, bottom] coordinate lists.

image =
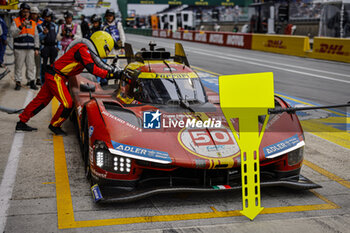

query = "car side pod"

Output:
[[219, 72, 275, 221]]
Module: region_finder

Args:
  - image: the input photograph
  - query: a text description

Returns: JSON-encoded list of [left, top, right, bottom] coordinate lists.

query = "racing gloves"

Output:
[[107, 67, 123, 80]]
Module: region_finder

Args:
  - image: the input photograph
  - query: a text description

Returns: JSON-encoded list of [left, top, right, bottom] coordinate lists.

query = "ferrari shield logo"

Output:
[[143, 110, 161, 129]]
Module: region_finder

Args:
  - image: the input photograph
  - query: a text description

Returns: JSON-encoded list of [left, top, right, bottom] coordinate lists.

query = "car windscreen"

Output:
[[137, 78, 207, 105]]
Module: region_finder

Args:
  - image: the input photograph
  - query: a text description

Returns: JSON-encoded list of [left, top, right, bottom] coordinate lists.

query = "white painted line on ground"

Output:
[[128, 37, 350, 81], [0, 90, 34, 233]]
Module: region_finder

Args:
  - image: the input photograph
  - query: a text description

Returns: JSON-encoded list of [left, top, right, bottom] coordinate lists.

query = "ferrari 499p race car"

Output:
[[69, 42, 321, 202]]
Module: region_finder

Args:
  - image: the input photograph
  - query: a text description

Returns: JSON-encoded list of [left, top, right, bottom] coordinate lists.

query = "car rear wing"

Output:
[[120, 42, 191, 67]]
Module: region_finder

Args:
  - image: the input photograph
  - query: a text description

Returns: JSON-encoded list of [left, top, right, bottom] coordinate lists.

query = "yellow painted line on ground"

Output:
[[192, 66, 220, 76], [315, 117, 350, 124], [301, 121, 350, 150], [42, 182, 56, 185], [304, 160, 350, 190], [52, 98, 76, 229]]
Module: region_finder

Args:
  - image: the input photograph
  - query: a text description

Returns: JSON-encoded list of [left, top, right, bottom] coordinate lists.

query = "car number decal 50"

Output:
[[179, 128, 240, 158]]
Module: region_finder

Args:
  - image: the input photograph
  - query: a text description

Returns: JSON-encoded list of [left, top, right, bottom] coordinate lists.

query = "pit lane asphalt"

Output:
[[0, 35, 349, 233]]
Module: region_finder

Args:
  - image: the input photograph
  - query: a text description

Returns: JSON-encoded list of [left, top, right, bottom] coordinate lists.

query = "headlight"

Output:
[[112, 155, 132, 174], [288, 147, 304, 166], [94, 141, 133, 174], [96, 150, 105, 167]]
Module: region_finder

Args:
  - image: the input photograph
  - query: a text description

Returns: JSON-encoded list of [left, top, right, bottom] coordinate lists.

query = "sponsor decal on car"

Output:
[[179, 128, 240, 158], [91, 184, 103, 202], [263, 134, 305, 158], [89, 126, 94, 137], [212, 185, 232, 189], [110, 141, 172, 163], [102, 111, 142, 132], [138, 72, 198, 79]]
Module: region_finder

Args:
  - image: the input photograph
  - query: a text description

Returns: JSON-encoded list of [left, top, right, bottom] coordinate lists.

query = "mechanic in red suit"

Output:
[[15, 31, 120, 135]]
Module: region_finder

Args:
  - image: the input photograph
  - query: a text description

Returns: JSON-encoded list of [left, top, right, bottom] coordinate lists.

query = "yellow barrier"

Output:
[[252, 34, 310, 57], [308, 37, 350, 63]]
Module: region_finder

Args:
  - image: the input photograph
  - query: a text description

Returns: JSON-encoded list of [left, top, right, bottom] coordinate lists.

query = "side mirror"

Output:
[[80, 83, 95, 92]]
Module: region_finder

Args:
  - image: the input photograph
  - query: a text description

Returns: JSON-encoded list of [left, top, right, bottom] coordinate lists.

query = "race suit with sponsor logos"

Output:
[[19, 43, 109, 127]]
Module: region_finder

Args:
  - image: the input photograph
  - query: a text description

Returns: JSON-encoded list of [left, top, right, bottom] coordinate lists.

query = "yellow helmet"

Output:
[[90, 31, 114, 58]]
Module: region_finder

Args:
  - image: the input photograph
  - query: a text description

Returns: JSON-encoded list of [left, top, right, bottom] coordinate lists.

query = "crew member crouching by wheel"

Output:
[[15, 31, 121, 135]]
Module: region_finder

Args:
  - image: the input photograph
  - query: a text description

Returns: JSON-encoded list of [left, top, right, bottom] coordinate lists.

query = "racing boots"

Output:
[[29, 80, 38, 90], [48, 124, 67, 136], [15, 121, 38, 132]]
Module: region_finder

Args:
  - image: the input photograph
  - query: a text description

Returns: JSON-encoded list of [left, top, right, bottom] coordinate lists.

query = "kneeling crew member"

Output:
[[16, 31, 119, 135]]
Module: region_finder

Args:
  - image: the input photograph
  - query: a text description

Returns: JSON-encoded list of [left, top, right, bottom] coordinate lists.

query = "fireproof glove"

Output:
[[107, 68, 123, 80]]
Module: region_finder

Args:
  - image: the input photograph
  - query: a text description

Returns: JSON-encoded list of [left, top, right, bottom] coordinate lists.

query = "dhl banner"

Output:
[[308, 37, 350, 63], [251, 34, 310, 57]]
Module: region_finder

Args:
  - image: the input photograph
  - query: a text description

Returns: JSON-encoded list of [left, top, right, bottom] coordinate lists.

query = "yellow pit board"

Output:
[[219, 72, 275, 220]]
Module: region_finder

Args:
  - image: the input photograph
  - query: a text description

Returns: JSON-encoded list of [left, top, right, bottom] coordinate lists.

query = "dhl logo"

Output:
[[264, 40, 286, 49], [316, 44, 349, 56]]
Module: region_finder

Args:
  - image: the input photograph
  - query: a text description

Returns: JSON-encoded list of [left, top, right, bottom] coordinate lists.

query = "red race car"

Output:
[[69, 42, 320, 202]]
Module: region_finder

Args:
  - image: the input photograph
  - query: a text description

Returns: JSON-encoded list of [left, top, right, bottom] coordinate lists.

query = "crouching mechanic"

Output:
[[15, 31, 121, 135]]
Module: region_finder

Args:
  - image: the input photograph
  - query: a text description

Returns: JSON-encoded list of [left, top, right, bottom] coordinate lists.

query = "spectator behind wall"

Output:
[[56, 10, 81, 52]]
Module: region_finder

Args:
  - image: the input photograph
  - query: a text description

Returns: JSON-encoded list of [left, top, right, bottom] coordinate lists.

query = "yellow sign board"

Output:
[[219, 72, 275, 220]]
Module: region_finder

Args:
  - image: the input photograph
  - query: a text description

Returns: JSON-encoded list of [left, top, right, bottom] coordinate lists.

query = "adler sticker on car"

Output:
[[263, 134, 305, 158], [110, 141, 172, 164]]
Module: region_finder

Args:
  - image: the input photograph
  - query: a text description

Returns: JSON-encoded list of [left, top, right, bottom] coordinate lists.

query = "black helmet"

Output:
[[91, 15, 102, 23], [64, 10, 73, 18], [20, 3, 31, 11], [42, 8, 54, 18], [105, 8, 115, 17], [90, 14, 96, 22]]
